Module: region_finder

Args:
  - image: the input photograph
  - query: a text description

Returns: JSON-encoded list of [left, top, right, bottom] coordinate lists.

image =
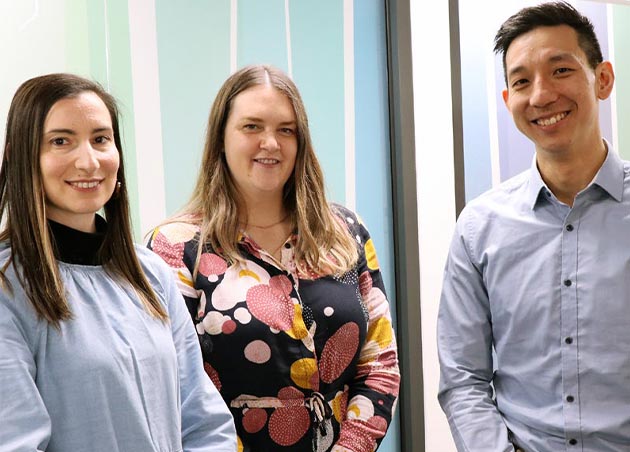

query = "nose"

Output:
[[259, 130, 279, 151], [75, 142, 100, 172], [530, 77, 558, 108]]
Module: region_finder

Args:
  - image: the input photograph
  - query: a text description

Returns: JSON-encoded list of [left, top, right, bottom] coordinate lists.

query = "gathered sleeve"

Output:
[[0, 295, 50, 452], [333, 211, 400, 452], [146, 248, 236, 452], [437, 214, 515, 452]]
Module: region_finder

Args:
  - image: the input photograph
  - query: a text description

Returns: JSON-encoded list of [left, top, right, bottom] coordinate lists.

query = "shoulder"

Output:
[[135, 245, 173, 279], [149, 220, 200, 247], [0, 244, 11, 266], [0, 246, 43, 340], [330, 203, 363, 233], [458, 169, 531, 225], [147, 220, 202, 267]]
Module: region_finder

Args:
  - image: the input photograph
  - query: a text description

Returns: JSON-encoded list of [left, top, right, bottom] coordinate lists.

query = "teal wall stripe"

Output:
[[155, 0, 232, 216], [289, 0, 346, 204], [354, 2, 399, 451], [65, 0, 90, 76], [237, 0, 289, 72], [613, 5, 630, 160], [85, 1, 108, 85]]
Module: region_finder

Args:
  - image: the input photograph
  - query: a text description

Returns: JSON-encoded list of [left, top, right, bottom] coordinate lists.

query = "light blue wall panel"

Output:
[[237, 0, 288, 72], [354, 1, 399, 449], [289, 0, 346, 204], [354, 0, 394, 305], [155, 0, 232, 215]]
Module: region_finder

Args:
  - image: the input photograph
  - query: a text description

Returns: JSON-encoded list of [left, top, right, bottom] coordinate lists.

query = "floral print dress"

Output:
[[148, 205, 399, 451]]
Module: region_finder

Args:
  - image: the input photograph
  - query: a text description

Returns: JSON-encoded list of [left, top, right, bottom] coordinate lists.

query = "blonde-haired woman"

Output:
[[0, 73, 236, 451], [149, 65, 399, 451]]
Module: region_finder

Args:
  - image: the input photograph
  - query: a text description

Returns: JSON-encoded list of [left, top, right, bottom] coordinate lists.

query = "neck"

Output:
[[536, 139, 607, 206], [240, 192, 287, 228]]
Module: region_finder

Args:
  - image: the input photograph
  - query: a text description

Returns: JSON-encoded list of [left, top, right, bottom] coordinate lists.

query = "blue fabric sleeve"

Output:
[[436, 213, 515, 452], [153, 251, 237, 451], [0, 296, 50, 452]]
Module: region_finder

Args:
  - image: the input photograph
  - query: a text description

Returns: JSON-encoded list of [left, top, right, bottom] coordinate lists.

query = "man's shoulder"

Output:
[[463, 169, 531, 215]]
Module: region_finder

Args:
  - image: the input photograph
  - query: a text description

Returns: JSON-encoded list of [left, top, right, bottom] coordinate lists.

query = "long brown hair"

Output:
[[174, 64, 358, 276], [0, 73, 167, 326]]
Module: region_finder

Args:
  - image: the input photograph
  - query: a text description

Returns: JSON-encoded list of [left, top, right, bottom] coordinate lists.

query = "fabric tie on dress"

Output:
[[306, 391, 333, 435], [230, 390, 335, 450]]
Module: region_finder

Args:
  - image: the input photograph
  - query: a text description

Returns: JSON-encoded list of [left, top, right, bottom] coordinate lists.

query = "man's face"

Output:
[[502, 25, 613, 157]]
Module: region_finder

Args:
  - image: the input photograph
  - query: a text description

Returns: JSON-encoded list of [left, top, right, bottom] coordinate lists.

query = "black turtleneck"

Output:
[[48, 215, 107, 265]]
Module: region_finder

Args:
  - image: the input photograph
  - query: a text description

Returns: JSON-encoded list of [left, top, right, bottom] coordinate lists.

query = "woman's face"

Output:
[[223, 84, 298, 205], [39, 91, 120, 233]]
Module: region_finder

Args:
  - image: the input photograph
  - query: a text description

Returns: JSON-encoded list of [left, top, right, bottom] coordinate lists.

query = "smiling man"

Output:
[[438, 2, 630, 451]]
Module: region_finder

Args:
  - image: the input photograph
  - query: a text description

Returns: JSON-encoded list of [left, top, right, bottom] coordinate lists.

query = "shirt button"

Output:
[[284, 243, 291, 249], [565, 337, 573, 344], [569, 438, 577, 445], [566, 224, 574, 231], [564, 279, 572, 287], [566, 395, 575, 403]]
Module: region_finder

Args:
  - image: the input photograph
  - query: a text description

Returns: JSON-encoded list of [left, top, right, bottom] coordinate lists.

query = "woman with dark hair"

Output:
[[0, 73, 236, 452], [148, 65, 399, 451]]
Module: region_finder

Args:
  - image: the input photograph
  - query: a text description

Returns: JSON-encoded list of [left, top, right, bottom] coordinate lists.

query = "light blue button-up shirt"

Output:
[[438, 145, 630, 452]]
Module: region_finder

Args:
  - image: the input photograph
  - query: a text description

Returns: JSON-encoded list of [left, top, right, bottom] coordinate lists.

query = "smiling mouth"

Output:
[[534, 111, 569, 127], [254, 158, 279, 164], [69, 181, 101, 189]]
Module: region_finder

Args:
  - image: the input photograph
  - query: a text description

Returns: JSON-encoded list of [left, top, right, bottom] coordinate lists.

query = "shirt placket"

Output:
[[560, 202, 583, 450]]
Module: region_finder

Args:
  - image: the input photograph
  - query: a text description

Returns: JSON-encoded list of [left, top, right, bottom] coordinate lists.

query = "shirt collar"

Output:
[[591, 141, 624, 203], [526, 154, 548, 210], [526, 139, 624, 209]]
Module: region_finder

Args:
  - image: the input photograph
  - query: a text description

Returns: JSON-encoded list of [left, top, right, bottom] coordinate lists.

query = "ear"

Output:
[[502, 89, 510, 109], [595, 61, 615, 100]]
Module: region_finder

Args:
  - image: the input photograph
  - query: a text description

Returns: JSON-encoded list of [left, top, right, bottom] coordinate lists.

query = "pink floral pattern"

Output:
[[148, 205, 399, 451]]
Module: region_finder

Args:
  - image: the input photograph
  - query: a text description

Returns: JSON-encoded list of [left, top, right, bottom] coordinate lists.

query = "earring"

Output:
[[115, 181, 122, 196]]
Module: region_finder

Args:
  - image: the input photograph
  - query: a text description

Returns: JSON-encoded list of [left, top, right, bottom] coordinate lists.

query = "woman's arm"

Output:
[[0, 298, 50, 452], [333, 212, 400, 452], [164, 266, 237, 451]]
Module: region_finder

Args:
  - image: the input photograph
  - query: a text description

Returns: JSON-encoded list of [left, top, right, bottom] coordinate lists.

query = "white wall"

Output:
[[410, 1, 458, 451]]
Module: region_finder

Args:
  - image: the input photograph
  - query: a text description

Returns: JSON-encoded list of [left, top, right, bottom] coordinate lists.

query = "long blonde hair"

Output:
[[0, 73, 167, 327], [175, 65, 358, 277]]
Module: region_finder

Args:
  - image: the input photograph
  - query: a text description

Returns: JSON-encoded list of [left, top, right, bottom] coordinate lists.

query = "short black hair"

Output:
[[494, 1, 603, 83]]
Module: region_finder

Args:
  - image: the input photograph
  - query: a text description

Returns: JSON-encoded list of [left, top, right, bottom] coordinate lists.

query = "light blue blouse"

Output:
[[0, 245, 236, 452]]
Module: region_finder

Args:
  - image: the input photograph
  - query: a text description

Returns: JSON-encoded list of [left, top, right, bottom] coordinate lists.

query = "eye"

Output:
[[511, 78, 529, 89], [554, 67, 573, 75], [243, 124, 259, 131], [94, 135, 111, 144], [279, 127, 295, 136], [51, 137, 68, 146]]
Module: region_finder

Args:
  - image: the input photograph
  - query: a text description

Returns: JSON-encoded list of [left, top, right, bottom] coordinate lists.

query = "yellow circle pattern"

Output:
[[364, 239, 379, 270], [290, 357, 317, 389]]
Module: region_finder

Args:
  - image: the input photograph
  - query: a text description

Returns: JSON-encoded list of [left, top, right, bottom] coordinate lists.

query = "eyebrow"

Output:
[[43, 127, 113, 135], [239, 117, 296, 126], [508, 52, 581, 80]]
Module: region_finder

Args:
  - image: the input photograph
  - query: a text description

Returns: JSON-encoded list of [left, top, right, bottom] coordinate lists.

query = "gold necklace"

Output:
[[241, 214, 289, 230]]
